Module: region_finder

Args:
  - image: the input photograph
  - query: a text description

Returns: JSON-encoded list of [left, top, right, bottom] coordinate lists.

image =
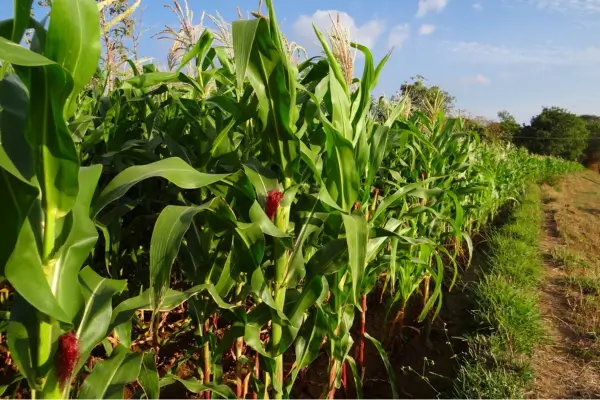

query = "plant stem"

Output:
[[270, 181, 291, 399], [203, 319, 211, 400], [235, 337, 244, 398], [252, 352, 259, 399], [326, 358, 339, 400], [341, 361, 347, 397], [359, 294, 367, 380], [43, 208, 56, 261]]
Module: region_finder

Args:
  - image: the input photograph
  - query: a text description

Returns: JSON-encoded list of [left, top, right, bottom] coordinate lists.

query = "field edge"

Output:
[[451, 183, 544, 399]]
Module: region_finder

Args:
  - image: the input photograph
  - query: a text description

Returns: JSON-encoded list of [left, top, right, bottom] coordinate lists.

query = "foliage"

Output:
[[497, 110, 521, 141], [518, 107, 589, 161], [580, 115, 600, 164], [0, 1, 584, 399], [394, 75, 456, 116]]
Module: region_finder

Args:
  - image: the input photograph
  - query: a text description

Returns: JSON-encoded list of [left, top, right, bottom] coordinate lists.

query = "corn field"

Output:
[[0, 0, 582, 399]]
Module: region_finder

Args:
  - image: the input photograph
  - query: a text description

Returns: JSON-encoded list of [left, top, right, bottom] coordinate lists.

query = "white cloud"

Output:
[[444, 41, 600, 66], [531, 0, 600, 13], [473, 2, 484, 10], [459, 73, 491, 85], [416, 0, 449, 17], [292, 10, 386, 51], [418, 24, 437, 35], [387, 24, 411, 49]]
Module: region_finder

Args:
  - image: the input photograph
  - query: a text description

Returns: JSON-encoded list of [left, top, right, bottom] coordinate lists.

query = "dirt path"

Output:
[[529, 171, 600, 398]]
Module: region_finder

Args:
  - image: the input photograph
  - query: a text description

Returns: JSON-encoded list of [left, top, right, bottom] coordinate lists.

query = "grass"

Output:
[[453, 184, 544, 399]]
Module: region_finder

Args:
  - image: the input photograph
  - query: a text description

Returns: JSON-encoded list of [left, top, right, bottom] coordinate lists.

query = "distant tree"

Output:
[[393, 75, 456, 117], [497, 110, 521, 141], [518, 107, 589, 161], [580, 115, 600, 165], [462, 117, 487, 138]]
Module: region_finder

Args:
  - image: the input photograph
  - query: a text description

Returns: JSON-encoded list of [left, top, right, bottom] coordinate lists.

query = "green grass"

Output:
[[453, 184, 544, 398]]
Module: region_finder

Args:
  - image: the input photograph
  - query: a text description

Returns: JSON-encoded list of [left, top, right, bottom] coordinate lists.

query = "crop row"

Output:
[[0, 0, 582, 398]]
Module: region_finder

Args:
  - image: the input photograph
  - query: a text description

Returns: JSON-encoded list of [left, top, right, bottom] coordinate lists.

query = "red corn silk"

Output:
[[265, 189, 284, 220], [57, 332, 79, 389]]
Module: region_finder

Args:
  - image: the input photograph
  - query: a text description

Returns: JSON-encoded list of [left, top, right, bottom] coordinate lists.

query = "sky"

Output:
[[3, 0, 600, 123]]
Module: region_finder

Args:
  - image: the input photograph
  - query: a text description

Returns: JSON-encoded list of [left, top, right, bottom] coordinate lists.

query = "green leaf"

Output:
[[6, 294, 39, 388], [364, 332, 398, 399], [287, 307, 328, 389], [0, 73, 34, 180], [304, 238, 347, 280], [138, 351, 159, 400], [92, 158, 230, 217], [162, 374, 237, 399], [5, 218, 70, 323], [0, 162, 38, 276], [110, 286, 235, 331], [248, 201, 292, 246], [231, 18, 260, 92], [79, 344, 143, 399], [242, 160, 278, 203], [149, 200, 227, 316], [0, 36, 55, 66], [53, 165, 103, 321], [20, 63, 80, 247], [311, 24, 348, 96], [231, 15, 299, 176], [342, 213, 368, 307], [12, 0, 34, 43], [345, 355, 363, 399], [46, 0, 101, 117], [177, 28, 213, 73], [75, 267, 127, 372], [323, 126, 359, 212]]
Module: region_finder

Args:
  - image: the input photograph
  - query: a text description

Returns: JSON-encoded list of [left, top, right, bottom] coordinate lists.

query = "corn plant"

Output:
[[0, 0, 585, 399]]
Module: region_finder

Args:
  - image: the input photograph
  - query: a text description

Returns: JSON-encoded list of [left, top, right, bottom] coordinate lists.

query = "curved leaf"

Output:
[[75, 266, 127, 372], [79, 344, 143, 399], [92, 158, 230, 217], [364, 332, 398, 399]]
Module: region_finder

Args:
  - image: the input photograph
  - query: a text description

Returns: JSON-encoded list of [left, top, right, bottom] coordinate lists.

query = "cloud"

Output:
[[292, 10, 386, 51], [387, 24, 411, 49], [530, 0, 600, 13], [459, 73, 491, 85], [416, 0, 449, 17], [418, 24, 437, 35], [443, 41, 600, 66], [472, 2, 483, 10]]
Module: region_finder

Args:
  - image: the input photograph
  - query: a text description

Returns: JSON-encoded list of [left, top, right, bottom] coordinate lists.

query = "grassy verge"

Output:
[[453, 184, 544, 398]]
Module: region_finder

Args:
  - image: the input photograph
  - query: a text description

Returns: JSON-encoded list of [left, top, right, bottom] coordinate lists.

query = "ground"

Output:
[[529, 170, 600, 398]]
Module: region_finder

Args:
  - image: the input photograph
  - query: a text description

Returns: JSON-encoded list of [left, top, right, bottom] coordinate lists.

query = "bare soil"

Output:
[[528, 171, 600, 399]]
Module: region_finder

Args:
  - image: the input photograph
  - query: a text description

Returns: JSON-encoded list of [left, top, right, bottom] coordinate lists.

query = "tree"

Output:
[[497, 110, 521, 141], [392, 75, 456, 117], [518, 107, 589, 161], [580, 115, 600, 166]]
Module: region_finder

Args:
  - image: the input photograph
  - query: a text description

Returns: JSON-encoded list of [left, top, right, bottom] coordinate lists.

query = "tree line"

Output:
[[383, 77, 600, 166]]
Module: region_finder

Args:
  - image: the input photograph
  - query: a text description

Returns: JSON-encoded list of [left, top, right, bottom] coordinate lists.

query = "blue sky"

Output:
[[4, 0, 600, 123]]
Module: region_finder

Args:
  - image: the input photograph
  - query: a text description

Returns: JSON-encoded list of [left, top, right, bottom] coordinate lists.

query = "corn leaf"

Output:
[[342, 213, 368, 307], [46, 0, 101, 117], [79, 344, 144, 399], [138, 351, 159, 400], [364, 332, 398, 399], [92, 157, 230, 217]]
